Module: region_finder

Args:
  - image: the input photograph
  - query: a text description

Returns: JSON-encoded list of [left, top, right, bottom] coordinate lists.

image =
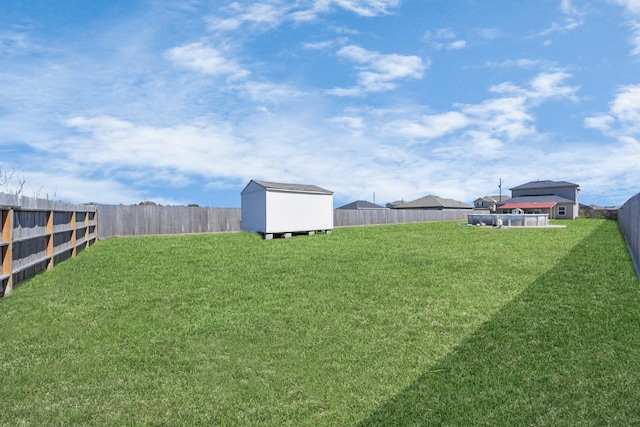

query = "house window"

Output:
[[558, 206, 567, 216]]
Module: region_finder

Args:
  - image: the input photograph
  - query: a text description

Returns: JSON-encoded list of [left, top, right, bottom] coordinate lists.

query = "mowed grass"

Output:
[[1, 219, 638, 426]]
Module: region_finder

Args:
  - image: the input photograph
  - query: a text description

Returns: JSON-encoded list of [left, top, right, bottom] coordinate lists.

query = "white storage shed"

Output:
[[241, 180, 334, 238]]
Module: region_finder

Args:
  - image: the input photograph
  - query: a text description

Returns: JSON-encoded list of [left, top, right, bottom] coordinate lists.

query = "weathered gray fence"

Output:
[[96, 205, 482, 239], [97, 205, 242, 238], [619, 192, 640, 278], [334, 208, 485, 227], [0, 193, 98, 296]]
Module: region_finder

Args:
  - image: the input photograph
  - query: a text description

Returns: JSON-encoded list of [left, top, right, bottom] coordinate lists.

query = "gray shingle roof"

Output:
[[251, 180, 333, 194], [504, 195, 575, 204], [337, 200, 386, 210], [509, 180, 579, 191], [393, 195, 473, 209], [475, 195, 510, 203]]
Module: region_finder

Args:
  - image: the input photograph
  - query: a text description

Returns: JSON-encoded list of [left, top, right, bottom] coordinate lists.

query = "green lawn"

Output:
[[1, 219, 638, 426]]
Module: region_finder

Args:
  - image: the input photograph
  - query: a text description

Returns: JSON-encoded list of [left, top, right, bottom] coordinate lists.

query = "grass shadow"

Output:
[[358, 220, 640, 426]]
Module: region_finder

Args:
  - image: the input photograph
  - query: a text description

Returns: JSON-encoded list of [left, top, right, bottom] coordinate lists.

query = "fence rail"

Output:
[[0, 194, 97, 297], [618, 192, 640, 279]]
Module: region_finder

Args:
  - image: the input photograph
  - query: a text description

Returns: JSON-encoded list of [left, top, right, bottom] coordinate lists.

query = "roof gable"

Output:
[[395, 195, 472, 209], [242, 180, 333, 195], [337, 200, 386, 210]]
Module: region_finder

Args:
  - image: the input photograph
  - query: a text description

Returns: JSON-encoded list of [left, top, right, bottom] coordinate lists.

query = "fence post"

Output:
[[71, 210, 77, 258], [94, 207, 99, 241], [2, 208, 13, 296], [46, 210, 54, 271], [84, 209, 89, 248]]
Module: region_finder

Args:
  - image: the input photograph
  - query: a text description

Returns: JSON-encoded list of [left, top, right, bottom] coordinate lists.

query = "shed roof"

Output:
[[337, 200, 387, 210], [510, 180, 579, 191], [245, 180, 333, 195]]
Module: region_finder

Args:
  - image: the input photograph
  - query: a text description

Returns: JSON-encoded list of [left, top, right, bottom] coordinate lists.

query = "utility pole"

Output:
[[499, 178, 502, 202]]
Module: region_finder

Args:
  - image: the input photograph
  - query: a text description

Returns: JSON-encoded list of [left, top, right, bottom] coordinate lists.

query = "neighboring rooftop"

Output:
[[390, 195, 473, 209], [510, 180, 580, 191], [475, 195, 511, 203], [503, 195, 576, 205], [337, 200, 387, 210]]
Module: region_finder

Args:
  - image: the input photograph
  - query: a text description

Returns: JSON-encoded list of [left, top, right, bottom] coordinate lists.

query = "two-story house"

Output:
[[498, 180, 580, 219]]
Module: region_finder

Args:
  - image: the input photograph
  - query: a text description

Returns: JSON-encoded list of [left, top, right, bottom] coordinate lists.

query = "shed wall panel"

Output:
[[241, 190, 267, 233], [265, 191, 333, 233]]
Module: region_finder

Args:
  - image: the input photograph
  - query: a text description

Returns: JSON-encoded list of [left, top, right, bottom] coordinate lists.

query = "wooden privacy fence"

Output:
[[618, 192, 640, 278], [0, 194, 97, 297], [334, 208, 485, 227], [97, 205, 242, 238], [96, 205, 481, 238]]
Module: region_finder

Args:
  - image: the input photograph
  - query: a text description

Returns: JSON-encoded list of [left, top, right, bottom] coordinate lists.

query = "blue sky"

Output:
[[1, 0, 639, 207]]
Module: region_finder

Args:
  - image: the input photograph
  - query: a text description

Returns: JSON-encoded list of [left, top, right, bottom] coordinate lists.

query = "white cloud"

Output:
[[535, 19, 582, 37], [383, 112, 470, 140], [610, 0, 640, 14], [329, 45, 426, 95], [423, 28, 467, 50], [610, 84, 640, 124], [208, 0, 400, 30], [208, 2, 286, 32], [584, 114, 615, 132], [462, 97, 534, 141], [327, 115, 366, 135], [24, 170, 153, 205], [62, 116, 246, 181], [609, 1, 640, 54], [584, 85, 640, 182], [303, 40, 338, 50], [628, 21, 640, 55], [561, 0, 579, 15], [462, 131, 505, 157], [291, 1, 402, 23], [474, 27, 502, 40], [302, 37, 348, 50], [428, 28, 456, 39], [0, 31, 36, 54], [329, 0, 400, 17], [166, 42, 249, 79], [238, 81, 306, 103], [489, 71, 579, 102], [378, 71, 578, 149], [533, 0, 584, 37], [487, 58, 554, 69], [447, 40, 467, 50], [530, 72, 579, 99], [586, 84, 640, 137]]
